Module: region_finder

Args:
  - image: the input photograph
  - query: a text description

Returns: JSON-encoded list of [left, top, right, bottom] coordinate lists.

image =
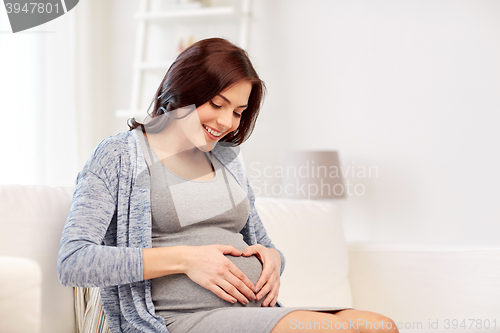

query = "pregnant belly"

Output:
[[151, 232, 265, 313]]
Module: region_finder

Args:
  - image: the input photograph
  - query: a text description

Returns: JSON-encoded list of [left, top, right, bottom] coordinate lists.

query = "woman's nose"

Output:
[[216, 110, 233, 130]]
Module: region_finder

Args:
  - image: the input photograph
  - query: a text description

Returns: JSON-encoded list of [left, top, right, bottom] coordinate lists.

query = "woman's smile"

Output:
[[196, 80, 252, 147], [202, 124, 223, 140]]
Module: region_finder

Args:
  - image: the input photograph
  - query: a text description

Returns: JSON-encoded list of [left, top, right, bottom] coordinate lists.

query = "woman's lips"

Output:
[[203, 124, 221, 140]]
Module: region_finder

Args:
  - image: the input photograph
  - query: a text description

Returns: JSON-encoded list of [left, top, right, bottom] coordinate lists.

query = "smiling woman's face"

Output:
[[194, 80, 252, 151]]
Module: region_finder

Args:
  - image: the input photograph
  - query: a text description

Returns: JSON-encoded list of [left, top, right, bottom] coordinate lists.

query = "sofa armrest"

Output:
[[0, 256, 42, 333], [348, 242, 500, 330], [0, 185, 76, 333]]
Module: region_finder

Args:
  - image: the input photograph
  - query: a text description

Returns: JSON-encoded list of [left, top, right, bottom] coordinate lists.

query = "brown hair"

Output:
[[128, 38, 266, 146]]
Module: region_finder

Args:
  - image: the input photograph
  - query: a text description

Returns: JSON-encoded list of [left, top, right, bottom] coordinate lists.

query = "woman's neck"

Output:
[[143, 125, 205, 162]]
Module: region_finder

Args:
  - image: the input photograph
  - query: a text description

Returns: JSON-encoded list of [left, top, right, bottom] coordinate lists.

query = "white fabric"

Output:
[[0, 256, 42, 333], [2, 184, 500, 333], [349, 242, 500, 330], [254, 197, 353, 308], [0, 185, 76, 333], [0, 6, 79, 187], [0, 0, 113, 187]]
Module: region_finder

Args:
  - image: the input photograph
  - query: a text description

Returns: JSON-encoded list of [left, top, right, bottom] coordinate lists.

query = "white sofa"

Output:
[[0, 184, 499, 333]]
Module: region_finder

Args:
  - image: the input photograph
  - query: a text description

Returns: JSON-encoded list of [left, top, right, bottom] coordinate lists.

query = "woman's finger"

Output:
[[226, 261, 254, 288], [268, 290, 279, 307], [271, 286, 280, 307], [217, 279, 249, 305], [253, 261, 274, 294], [206, 283, 238, 304], [241, 244, 261, 257], [218, 244, 243, 257], [225, 267, 256, 301], [255, 266, 277, 301], [262, 275, 280, 307], [255, 276, 275, 302]]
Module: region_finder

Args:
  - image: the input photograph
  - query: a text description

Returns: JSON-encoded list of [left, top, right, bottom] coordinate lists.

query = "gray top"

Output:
[[142, 134, 266, 319], [57, 128, 286, 333]]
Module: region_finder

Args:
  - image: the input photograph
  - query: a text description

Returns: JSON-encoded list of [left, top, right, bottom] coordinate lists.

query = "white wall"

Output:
[[3, 0, 496, 242], [243, 0, 500, 244], [95, 0, 499, 244], [0, 3, 79, 186]]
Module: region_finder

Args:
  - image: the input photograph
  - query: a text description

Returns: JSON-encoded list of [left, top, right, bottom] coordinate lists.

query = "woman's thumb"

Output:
[[220, 245, 242, 256], [242, 246, 254, 256]]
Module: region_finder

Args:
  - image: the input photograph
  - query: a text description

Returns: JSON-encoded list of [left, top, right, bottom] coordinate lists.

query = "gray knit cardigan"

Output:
[[57, 129, 285, 333]]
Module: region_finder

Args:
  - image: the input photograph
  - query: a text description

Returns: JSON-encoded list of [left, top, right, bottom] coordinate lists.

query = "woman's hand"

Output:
[[241, 244, 281, 307], [182, 244, 257, 305]]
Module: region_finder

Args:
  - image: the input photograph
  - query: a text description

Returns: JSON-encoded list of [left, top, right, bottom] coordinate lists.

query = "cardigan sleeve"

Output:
[[245, 173, 286, 277], [57, 138, 144, 287]]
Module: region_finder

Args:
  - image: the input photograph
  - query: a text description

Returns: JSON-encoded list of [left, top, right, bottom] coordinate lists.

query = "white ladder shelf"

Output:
[[116, 0, 251, 119]]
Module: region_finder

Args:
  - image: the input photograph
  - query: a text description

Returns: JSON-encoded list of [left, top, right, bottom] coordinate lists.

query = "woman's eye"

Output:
[[233, 112, 242, 118], [210, 101, 222, 109]]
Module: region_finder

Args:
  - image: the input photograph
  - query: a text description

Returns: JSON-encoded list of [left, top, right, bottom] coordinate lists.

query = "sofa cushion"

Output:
[[0, 256, 42, 333], [0, 185, 76, 333], [349, 242, 500, 330], [254, 197, 352, 308]]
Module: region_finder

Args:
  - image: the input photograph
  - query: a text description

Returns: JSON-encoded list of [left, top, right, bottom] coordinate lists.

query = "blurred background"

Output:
[[1, 0, 499, 244]]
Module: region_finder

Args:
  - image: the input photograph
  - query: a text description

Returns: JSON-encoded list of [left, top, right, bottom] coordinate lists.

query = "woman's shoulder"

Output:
[[83, 131, 137, 172], [95, 131, 133, 152], [91, 130, 139, 158], [212, 143, 249, 186], [74, 131, 142, 196], [212, 142, 239, 165]]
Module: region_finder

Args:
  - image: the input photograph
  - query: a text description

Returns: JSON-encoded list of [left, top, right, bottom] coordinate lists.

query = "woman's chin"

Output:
[[196, 141, 217, 152]]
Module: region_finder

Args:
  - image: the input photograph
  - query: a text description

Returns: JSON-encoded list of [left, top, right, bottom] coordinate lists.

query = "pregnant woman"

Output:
[[57, 38, 398, 333]]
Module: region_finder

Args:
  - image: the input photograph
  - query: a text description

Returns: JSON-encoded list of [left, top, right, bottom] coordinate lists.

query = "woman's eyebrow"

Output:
[[217, 94, 248, 108]]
